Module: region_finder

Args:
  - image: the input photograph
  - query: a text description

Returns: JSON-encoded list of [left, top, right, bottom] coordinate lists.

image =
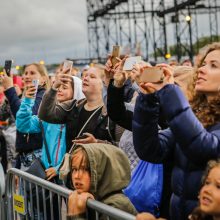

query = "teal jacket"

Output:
[[16, 97, 66, 173]]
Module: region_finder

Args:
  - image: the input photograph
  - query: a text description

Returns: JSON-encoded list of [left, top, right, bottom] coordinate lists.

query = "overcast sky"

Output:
[[1, 0, 219, 66], [0, 0, 88, 65]]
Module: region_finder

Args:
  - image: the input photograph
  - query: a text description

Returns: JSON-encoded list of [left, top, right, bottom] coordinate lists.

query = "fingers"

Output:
[[46, 168, 57, 180], [72, 133, 96, 144], [72, 137, 90, 144], [25, 85, 37, 98]]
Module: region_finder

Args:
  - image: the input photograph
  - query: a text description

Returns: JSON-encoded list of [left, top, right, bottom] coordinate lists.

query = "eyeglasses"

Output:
[[71, 167, 89, 176]]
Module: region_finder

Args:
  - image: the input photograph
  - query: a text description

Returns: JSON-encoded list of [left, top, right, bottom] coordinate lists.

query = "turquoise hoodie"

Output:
[[16, 76, 85, 173], [16, 97, 66, 173]]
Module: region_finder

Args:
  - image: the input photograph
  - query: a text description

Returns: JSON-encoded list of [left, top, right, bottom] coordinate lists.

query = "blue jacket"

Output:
[[133, 84, 220, 220], [16, 97, 66, 172], [4, 87, 45, 152]]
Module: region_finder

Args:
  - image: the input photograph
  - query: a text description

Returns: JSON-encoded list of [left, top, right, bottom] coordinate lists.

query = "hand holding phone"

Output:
[[111, 45, 120, 67], [4, 60, 13, 76], [63, 60, 73, 74]]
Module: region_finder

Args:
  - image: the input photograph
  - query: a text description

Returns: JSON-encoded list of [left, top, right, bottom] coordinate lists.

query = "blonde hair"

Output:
[[24, 63, 50, 90], [173, 65, 196, 101], [71, 147, 90, 173], [93, 63, 105, 79]]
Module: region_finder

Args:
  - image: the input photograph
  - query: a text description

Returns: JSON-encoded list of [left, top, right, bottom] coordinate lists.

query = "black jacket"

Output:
[[107, 81, 172, 219]]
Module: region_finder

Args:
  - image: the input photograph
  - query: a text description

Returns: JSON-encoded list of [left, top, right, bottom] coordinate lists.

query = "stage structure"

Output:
[[86, 0, 220, 63]]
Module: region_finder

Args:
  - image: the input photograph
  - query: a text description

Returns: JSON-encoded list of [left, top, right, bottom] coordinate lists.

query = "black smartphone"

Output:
[[4, 60, 13, 76]]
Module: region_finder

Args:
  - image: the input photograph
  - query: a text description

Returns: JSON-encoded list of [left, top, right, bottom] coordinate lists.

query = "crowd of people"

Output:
[[0, 42, 220, 220]]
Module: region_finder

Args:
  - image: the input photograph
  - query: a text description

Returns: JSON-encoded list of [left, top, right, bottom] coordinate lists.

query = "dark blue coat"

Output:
[[133, 84, 220, 220], [4, 86, 45, 153]]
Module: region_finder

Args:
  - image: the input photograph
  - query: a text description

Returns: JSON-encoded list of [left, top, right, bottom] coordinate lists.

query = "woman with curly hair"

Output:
[[132, 42, 220, 220]]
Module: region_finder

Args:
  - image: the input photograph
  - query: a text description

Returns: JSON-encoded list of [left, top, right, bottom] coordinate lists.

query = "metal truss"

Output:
[[86, 0, 220, 63]]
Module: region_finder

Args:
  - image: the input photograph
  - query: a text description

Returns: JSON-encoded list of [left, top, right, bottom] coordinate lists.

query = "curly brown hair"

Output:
[[191, 42, 220, 128]]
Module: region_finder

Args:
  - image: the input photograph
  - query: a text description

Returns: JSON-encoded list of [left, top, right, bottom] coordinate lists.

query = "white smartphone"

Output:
[[32, 79, 39, 97], [63, 60, 73, 74], [123, 56, 142, 71]]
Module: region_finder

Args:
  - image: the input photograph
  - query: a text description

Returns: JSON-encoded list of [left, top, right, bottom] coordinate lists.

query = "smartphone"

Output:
[[111, 45, 120, 66], [32, 79, 39, 96], [123, 56, 142, 71], [138, 67, 164, 83], [63, 60, 73, 74], [4, 60, 13, 76]]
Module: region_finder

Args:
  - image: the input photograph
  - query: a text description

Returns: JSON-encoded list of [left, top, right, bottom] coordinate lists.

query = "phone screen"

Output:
[[123, 56, 142, 71], [111, 45, 120, 66], [63, 60, 73, 74], [4, 60, 13, 76], [139, 67, 164, 83]]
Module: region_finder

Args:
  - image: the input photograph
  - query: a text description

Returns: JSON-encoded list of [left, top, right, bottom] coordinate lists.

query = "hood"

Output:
[[58, 76, 85, 111], [73, 143, 131, 200], [72, 76, 85, 100]]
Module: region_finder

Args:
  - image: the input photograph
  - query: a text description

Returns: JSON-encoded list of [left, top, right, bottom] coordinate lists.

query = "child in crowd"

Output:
[[16, 75, 84, 220], [136, 159, 220, 220], [189, 159, 220, 220], [16, 76, 84, 180], [38, 67, 118, 151], [66, 143, 137, 219]]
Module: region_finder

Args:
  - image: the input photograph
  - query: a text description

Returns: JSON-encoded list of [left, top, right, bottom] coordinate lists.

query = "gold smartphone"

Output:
[[138, 67, 164, 83], [111, 45, 120, 66]]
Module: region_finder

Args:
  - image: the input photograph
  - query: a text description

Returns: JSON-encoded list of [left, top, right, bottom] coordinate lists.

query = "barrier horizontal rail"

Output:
[[6, 168, 136, 220]]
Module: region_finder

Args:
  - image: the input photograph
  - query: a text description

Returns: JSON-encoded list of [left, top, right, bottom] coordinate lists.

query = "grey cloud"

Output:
[[0, 0, 87, 65]]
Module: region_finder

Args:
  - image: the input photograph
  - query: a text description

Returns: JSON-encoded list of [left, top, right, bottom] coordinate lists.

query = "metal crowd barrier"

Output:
[[5, 168, 136, 220], [0, 163, 6, 220]]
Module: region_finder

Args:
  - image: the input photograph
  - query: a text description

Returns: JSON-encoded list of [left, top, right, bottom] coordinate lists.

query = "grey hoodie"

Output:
[[67, 143, 137, 219]]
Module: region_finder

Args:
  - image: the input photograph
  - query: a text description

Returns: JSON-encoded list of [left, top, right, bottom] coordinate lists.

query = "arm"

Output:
[[4, 87, 21, 118], [107, 80, 133, 130], [158, 84, 220, 164], [38, 88, 69, 124], [16, 97, 41, 133], [133, 92, 175, 163]]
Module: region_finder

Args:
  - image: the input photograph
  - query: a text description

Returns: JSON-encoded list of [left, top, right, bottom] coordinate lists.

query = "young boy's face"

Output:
[[71, 150, 91, 193], [199, 166, 220, 216]]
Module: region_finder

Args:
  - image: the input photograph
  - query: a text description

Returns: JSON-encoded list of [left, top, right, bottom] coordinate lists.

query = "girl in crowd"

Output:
[[0, 63, 49, 170], [38, 67, 117, 152], [132, 42, 220, 219], [66, 143, 137, 219], [190, 159, 220, 220], [136, 159, 220, 220], [16, 76, 84, 180], [16, 76, 84, 220]]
